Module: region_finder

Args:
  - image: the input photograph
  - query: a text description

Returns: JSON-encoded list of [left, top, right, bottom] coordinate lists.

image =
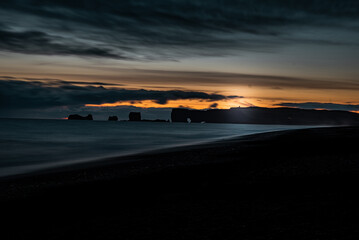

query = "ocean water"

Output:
[[0, 119, 311, 177]]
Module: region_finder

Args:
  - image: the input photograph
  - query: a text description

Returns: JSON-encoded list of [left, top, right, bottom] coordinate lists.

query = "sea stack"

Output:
[[108, 116, 118, 121], [68, 114, 93, 120], [129, 112, 141, 121]]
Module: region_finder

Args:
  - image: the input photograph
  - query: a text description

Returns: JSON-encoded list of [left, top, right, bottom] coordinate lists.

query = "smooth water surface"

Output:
[[0, 119, 312, 177]]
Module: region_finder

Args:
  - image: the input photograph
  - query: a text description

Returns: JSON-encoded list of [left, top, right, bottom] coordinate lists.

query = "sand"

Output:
[[1, 126, 359, 239]]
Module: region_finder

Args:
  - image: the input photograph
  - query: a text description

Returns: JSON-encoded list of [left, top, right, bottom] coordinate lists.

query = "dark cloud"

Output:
[[277, 102, 359, 111], [0, 76, 125, 86], [0, 78, 240, 110], [209, 103, 218, 108], [0, 0, 358, 60], [0, 29, 129, 59]]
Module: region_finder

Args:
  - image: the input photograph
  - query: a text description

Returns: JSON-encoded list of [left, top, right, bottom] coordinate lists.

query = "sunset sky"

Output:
[[1, 0, 359, 120]]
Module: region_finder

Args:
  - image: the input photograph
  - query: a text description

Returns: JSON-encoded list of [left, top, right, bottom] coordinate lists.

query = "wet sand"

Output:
[[1, 126, 359, 239]]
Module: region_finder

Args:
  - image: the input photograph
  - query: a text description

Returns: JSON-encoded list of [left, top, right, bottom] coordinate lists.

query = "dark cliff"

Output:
[[108, 116, 118, 121], [129, 112, 141, 121], [171, 107, 359, 125]]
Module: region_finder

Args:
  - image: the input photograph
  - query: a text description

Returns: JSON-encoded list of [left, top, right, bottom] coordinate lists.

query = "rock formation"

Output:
[[129, 112, 141, 121], [108, 116, 118, 121]]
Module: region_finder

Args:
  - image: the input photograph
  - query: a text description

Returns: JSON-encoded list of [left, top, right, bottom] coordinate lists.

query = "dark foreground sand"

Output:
[[1, 126, 359, 239]]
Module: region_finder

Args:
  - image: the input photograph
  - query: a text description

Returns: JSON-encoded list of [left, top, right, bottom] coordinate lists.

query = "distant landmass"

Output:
[[171, 107, 359, 125], [68, 114, 93, 120]]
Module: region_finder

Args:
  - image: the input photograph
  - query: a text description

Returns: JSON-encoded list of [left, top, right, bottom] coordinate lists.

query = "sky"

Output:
[[1, 0, 359, 120]]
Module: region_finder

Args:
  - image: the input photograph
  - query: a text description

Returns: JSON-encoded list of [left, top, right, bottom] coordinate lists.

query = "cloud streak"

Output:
[[0, 0, 358, 60], [0, 29, 130, 59], [0, 78, 240, 110], [102, 69, 359, 90], [277, 102, 359, 111]]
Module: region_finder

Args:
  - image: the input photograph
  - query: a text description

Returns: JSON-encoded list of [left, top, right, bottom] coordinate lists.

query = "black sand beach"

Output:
[[1, 126, 359, 239]]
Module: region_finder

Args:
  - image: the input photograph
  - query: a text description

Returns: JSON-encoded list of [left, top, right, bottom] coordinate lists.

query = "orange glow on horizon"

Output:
[[85, 99, 253, 110], [85, 99, 359, 115]]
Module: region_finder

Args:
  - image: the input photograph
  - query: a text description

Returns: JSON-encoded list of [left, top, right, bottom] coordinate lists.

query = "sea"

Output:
[[0, 118, 312, 177]]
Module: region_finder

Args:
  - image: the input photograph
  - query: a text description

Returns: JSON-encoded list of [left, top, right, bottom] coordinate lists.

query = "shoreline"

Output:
[[0, 124, 315, 180], [0, 125, 353, 197], [1, 125, 359, 239], [0, 119, 316, 180]]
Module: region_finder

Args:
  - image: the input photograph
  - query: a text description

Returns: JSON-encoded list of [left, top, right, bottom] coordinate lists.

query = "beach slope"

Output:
[[1, 126, 359, 239]]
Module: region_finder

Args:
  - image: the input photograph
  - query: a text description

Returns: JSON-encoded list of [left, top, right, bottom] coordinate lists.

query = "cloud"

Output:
[[209, 103, 218, 108], [0, 78, 240, 110], [0, 76, 125, 86], [277, 102, 359, 111], [0, 29, 129, 59], [102, 69, 359, 90], [0, 0, 358, 60]]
